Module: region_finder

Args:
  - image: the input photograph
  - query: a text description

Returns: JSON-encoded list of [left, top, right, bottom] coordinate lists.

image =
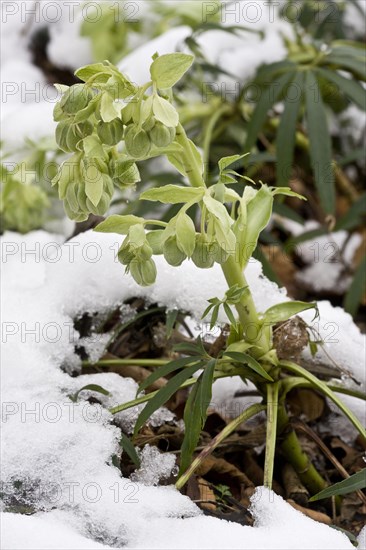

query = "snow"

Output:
[[1, 229, 363, 548], [280, 219, 362, 293], [1, 488, 354, 550]]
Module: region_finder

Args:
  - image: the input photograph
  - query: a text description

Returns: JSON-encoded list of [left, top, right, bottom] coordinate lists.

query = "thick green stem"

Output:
[[175, 403, 265, 489], [277, 404, 328, 495], [174, 125, 271, 355], [264, 382, 279, 489], [221, 257, 271, 354]]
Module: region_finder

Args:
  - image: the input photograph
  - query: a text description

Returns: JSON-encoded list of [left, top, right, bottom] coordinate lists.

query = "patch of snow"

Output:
[[131, 445, 176, 486], [280, 219, 362, 293], [1, 229, 361, 548], [0, 511, 109, 549]]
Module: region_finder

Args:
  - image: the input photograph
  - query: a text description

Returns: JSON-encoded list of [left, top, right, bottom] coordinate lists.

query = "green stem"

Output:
[[203, 105, 231, 180], [221, 256, 271, 354], [264, 382, 279, 489], [281, 377, 366, 402], [174, 124, 271, 355], [175, 403, 265, 489], [280, 361, 366, 439], [277, 404, 328, 495]]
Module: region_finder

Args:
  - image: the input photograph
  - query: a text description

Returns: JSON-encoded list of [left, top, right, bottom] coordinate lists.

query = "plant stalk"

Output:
[[277, 404, 328, 495], [264, 382, 279, 489]]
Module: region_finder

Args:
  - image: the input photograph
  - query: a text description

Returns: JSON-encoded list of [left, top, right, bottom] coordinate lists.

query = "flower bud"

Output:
[[142, 116, 156, 133], [146, 230, 164, 255], [97, 118, 124, 146], [163, 236, 186, 266], [124, 125, 151, 159], [149, 122, 175, 148], [64, 199, 88, 222], [86, 193, 110, 216], [191, 234, 215, 268], [137, 242, 153, 261], [60, 84, 93, 115], [118, 241, 135, 265], [121, 101, 136, 125], [111, 158, 140, 187], [130, 259, 157, 286]]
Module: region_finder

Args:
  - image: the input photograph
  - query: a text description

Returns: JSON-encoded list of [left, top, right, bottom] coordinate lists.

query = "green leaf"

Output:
[[140, 185, 204, 204], [153, 95, 179, 127], [100, 92, 120, 122], [316, 68, 366, 111], [85, 165, 104, 206], [166, 309, 179, 338], [280, 360, 366, 439], [150, 53, 194, 88], [134, 362, 204, 435], [218, 153, 249, 173], [176, 213, 196, 257], [344, 254, 366, 317], [264, 301, 317, 324], [223, 351, 273, 381], [166, 140, 202, 178], [325, 54, 366, 80], [94, 214, 145, 234], [309, 469, 366, 501], [75, 63, 110, 82], [214, 222, 236, 255], [305, 70, 335, 214], [137, 356, 200, 395], [119, 433, 140, 467], [272, 187, 305, 200], [179, 359, 216, 474], [70, 383, 110, 402], [83, 135, 105, 157], [203, 195, 232, 230], [245, 71, 294, 152], [276, 72, 304, 186], [223, 302, 237, 326], [242, 185, 273, 267]]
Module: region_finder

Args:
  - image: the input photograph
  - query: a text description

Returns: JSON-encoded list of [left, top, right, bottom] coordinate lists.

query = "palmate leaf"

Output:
[[134, 362, 205, 435], [276, 72, 304, 187], [137, 356, 201, 395], [309, 469, 366, 502], [316, 68, 366, 111], [305, 70, 335, 214], [244, 71, 295, 153], [179, 359, 216, 474], [223, 351, 273, 381]]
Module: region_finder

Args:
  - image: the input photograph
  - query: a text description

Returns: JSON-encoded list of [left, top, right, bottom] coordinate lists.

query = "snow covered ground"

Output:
[[1, 1, 365, 548], [1, 229, 365, 549]]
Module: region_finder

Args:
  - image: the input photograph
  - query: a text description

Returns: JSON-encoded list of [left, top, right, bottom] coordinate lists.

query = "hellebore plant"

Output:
[[52, 54, 365, 493]]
